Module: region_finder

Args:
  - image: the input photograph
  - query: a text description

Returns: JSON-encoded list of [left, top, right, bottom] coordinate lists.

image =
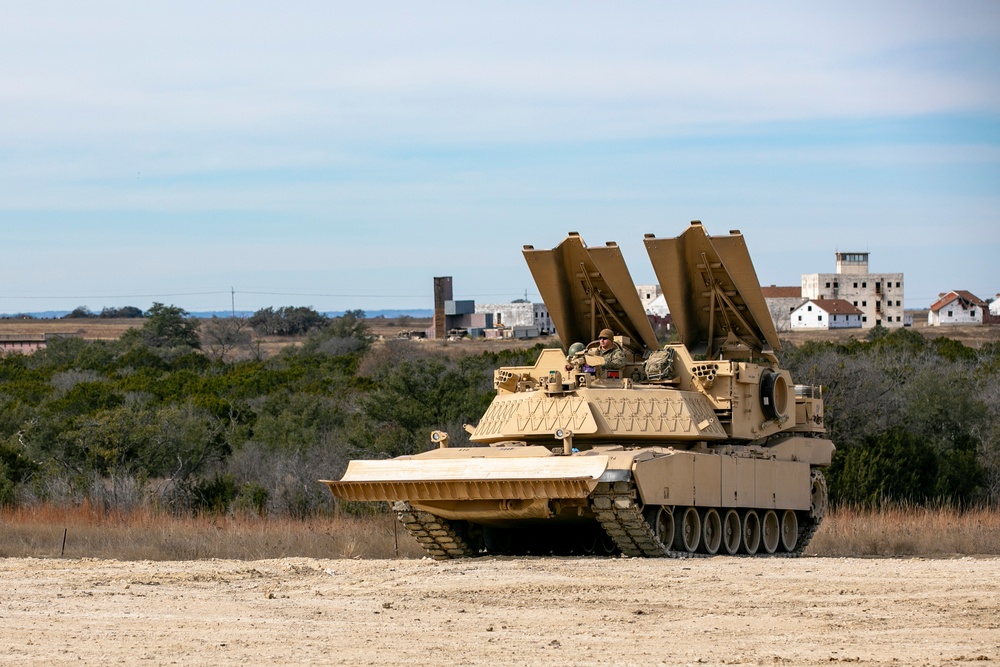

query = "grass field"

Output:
[[1, 316, 997, 349], [2, 503, 997, 560], [0, 503, 424, 560], [0, 318, 143, 340]]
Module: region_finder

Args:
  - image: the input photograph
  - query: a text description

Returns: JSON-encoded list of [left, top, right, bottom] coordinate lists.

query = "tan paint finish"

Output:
[[766, 436, 836, 466], [471, 392, 600, 440], [644, 222, 781, 358], [632, 449, 812, 511], [732, 457, 755, 507], [322, 454, 609, 506], [522, 233, 660, 351], [333, 455, 609, 484]]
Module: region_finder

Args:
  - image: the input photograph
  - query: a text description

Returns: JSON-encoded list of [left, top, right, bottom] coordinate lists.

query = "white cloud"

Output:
[[2, 2, 998, 144], [0, 1, 997, 312]]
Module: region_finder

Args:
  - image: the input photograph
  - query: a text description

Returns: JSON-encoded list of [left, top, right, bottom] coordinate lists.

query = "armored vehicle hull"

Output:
[[323, 222, 834, 558]]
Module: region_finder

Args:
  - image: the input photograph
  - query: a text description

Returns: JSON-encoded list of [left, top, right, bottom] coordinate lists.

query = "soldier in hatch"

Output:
[[593, 328, 625, 371], [565, 329, 626, 373]]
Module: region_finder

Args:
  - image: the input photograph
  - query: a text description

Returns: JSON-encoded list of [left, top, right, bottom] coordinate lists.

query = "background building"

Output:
[[790, 299, 863, 330], [801, 252, 904, 329], [636, 285, 662, 313], [761, 286, 804, 332], [431, 276, 452, 339], [474, 301, 550, 336], [429, 277, 494, 338], [928, 290, 986, 326]]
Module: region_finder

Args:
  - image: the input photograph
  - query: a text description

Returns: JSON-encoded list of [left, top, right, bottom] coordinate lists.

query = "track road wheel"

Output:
[[810, 471, 828, 522], [579, 525, 618, 556], [645, 506, 675, 550], [598, 530, 619, 555], [780, 510, 799, 552], [483, 526, 515, 555], [762, 509, 780, 554], [578, 528, 598, 555], [722, 509, 741, 555], [700, 508, 722, 555], [673, 506, 701, 553], [740, 510, 761, 555]]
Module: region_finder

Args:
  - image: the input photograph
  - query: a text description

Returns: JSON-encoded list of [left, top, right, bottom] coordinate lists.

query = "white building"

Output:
[[475, 301, 553, 334], [761, 286, 804, 332], [645, 293, 669, 318], [791, 299, 864, 330], [636, 285, 662, 313], [801, 252, 904, 329], [927, 290, 986, 326], [990, 295, 1000, 317]]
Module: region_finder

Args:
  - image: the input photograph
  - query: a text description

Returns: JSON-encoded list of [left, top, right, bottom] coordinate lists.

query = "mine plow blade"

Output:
[[322, 455, 610, 503]]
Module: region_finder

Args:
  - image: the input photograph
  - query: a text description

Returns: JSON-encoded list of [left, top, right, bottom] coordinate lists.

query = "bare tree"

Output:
[[973, 371, 1000, 504], [768, 301, 793, 332], [201, 316, 252, 362]]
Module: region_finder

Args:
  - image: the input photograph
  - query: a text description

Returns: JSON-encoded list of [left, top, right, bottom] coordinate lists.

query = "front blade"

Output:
[[322, 455, 609, 502]]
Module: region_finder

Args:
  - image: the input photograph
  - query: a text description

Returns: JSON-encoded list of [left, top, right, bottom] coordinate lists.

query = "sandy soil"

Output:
[[2, 556, 998, 666]]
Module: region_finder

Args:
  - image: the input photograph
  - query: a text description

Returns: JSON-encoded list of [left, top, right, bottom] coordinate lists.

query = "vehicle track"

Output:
[[394, 471, 826, 560]]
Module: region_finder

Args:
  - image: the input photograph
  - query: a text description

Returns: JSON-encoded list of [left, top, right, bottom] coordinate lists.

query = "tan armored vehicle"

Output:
[[323, 221, 834, 558]]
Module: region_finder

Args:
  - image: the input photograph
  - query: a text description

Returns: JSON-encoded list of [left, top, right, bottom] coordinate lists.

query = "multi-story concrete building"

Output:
[[481, 287, 657, 337], [532, 302, 553, 333], [801, 252, 904, 329], [475, 301, 552, 335], [635, 285, 662, 313]]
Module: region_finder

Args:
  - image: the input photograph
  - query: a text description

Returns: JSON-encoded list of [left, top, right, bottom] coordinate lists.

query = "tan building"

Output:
[[0, 334, 47, 355], [0, 332, 81, 356]]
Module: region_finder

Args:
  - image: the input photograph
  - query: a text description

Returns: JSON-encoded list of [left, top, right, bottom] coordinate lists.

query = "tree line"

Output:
[[0, 306, 997, 515], [779, 327, 1000, 507], [0, 304, 540, 516]]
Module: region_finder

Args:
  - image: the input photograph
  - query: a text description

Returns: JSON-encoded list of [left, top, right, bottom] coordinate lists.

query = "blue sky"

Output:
[[1, 2, 998, 315]]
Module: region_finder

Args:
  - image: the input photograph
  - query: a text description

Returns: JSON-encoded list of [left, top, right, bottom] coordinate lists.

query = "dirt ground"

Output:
[[2, 556, 997, 666]]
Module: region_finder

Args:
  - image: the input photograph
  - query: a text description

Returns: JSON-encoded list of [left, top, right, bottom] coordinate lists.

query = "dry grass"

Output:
[[0, 318, 142, 340], [3, 503, 999, 560], [780, 322, 1000, 349], [809, 505, 1000, 557], [0, 503, 425, 561], [3, 316, 995, 351]]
